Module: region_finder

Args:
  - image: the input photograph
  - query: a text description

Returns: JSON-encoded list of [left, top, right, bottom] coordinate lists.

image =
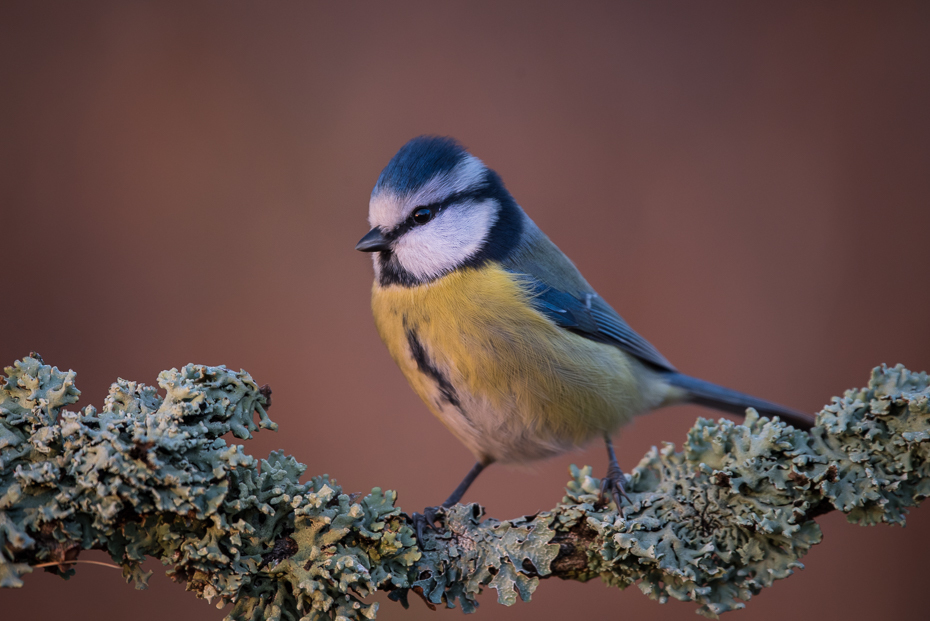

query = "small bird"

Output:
[[357, 136, 813, 538]]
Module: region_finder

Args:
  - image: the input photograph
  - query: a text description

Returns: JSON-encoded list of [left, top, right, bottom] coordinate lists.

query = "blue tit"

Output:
[[356, 136, 813, 537]]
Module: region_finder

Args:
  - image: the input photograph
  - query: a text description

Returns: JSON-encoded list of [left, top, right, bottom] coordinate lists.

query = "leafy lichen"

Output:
[[1, 356, 928, 619], [0, 355, 420, 620]]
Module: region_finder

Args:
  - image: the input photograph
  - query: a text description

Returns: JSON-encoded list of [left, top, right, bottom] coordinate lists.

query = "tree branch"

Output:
[[1, 355, 927, 619]]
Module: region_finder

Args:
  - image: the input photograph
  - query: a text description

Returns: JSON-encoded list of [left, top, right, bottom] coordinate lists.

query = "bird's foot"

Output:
[[411, 505, 445, 547], [598, 463, 631, 509]]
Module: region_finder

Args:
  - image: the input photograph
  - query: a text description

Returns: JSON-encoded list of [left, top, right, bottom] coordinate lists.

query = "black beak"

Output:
[[355, 227, 391, 252]]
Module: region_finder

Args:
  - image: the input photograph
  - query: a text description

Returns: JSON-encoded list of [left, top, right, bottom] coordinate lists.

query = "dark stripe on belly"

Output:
[[405, 328, 463, 411]]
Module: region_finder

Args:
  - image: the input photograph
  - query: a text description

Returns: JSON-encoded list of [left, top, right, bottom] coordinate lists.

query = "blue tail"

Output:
[[664, 372, 815, 430]]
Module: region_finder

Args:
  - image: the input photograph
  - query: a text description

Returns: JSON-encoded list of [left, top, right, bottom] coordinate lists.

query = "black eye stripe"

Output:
[[385, 182, 497, 240]]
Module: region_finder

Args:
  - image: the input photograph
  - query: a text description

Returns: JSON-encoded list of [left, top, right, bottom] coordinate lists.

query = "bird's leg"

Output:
[[599, 434, 631, 508], [412, 461, 486, 545]]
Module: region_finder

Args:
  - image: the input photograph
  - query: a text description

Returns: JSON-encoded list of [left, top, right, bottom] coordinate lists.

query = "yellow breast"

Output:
[[371, 264, 661, 464]]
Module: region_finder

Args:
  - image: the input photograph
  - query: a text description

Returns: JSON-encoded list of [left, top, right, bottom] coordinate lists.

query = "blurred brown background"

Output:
[[2, 1, 929, 620]]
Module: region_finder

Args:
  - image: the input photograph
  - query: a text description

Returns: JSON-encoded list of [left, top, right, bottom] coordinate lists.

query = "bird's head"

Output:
[[357, 136, 523, 286]]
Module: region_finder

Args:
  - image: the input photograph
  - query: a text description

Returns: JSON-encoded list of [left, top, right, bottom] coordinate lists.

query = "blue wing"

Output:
[[522, 277, 677, 372], [499, 218, 676, 372]]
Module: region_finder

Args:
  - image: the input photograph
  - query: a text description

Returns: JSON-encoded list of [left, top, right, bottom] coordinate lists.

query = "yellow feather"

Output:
[[371, 264, 672, 464]]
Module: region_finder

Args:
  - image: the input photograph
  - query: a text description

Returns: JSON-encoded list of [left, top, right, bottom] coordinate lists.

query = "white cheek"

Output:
[[392, 199, 498, 281]]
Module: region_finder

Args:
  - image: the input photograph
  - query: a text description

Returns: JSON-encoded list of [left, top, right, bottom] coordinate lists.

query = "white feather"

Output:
[[368, 154, 499, 280], [392, 198, 498, 281], [368, 155, 486, 230]]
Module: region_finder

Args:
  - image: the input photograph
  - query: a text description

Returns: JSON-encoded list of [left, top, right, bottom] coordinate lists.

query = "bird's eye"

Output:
[[412, 207, 434, 225]]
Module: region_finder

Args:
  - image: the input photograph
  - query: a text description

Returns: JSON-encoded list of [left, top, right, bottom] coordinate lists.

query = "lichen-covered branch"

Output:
[[1, 356, 928, 619]]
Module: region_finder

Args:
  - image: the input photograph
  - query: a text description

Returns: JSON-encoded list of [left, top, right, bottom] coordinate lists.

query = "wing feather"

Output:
[[500, 216, 676, 372], [521, 278, 676, 372]]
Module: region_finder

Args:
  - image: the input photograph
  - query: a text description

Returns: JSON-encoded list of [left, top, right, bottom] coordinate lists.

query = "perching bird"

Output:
[[356, 136, 813, 539]]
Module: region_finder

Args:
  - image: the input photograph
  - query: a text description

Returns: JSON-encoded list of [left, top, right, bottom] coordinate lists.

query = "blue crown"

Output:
[[373, 136, 469, 197]]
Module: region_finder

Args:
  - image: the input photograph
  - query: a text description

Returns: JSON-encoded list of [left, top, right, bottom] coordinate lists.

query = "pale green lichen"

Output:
[[384, 364, 930, 617], [1, 356, 928, 619], [409, 504, 560, 612], [0, 355, 419, 620]]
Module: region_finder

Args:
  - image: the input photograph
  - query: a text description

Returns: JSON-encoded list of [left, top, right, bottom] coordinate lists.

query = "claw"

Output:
[[410, 462, 488, 548], [411, 505, 445, 547], [600, 434, 632, 509], [598, 464, 631, 509]]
